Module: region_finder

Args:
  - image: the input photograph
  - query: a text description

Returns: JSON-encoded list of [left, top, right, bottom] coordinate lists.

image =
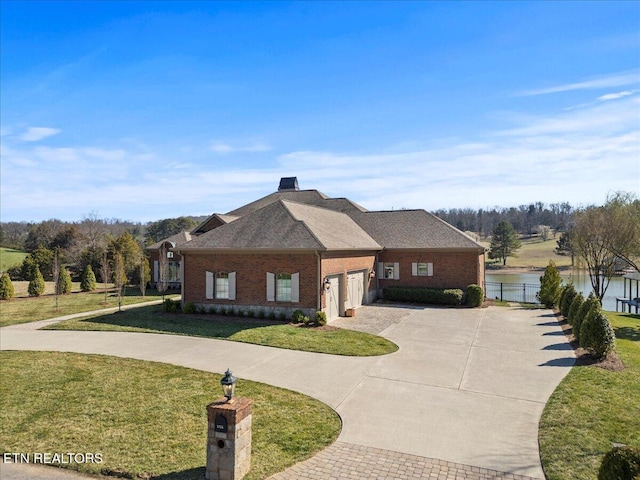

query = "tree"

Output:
[[139, 256, 150, 296], [99, 252, 112, 305], [21, 245, 55, 280], [601, 192, 640, 273], [57, 267, 72, 294], [113, 252, 125, 311], [81, 264, 97, 292], [110, 232, 144, 285], [145, 217, 197, 244], [488, 221, 522, 266], [28, 267, 45, 297], [538, 261, 562, 308], [0, 272, 15, 300], [555, 230, 574, 265]]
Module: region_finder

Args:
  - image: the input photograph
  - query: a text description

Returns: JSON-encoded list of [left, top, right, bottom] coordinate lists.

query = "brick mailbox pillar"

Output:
[[206, 397, 253, 480]]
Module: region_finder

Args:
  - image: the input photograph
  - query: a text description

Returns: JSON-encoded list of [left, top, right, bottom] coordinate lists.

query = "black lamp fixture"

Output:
[[220, 368, 237, 401], [323, 277, 331, 290]]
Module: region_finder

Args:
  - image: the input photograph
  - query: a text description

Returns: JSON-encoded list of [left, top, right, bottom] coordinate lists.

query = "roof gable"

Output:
[[146, 230, 193, 250]]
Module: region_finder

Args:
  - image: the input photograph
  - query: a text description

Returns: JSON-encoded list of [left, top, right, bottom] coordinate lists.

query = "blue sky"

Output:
[[1, 1, 638, 223]]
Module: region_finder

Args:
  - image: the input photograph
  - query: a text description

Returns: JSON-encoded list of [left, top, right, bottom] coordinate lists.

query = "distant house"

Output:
[[171, 177, 485, 319]]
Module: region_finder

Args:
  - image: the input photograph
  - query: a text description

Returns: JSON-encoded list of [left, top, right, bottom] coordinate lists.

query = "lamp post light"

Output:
[[220, 368, 237, 401]]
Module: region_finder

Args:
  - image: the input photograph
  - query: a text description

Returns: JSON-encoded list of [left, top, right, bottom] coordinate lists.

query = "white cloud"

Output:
[[19, 127, 61, 142], [519, 70, 640, 96], [210, 141, 271, 154], [597, 90, 637, 101]]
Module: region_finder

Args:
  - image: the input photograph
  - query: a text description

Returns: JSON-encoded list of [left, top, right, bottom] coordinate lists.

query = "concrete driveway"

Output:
[[0, 305, 574, 479]]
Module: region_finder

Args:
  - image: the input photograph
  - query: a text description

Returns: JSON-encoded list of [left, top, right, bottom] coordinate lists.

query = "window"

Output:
[[216, 272, 229, 299], [412, 262, 433, 277], [378, 262, 400, 280], [276, 273, 292, 302]]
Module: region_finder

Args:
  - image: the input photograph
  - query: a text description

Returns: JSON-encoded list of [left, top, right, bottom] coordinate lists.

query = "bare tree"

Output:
[[114, 252, 125, 312], [100, 252, 112, 305], [602, 192, 640, 273]]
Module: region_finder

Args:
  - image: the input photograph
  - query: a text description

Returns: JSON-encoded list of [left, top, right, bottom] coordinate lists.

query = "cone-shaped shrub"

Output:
[[80, 264, 97, 292], [28, 267, 45, 297], [0, 272, 15, 300], [567, 293, 584, 326], [538, 261, 562, 308], [581, 310, 616, 358], [560, 284, 577, 318], [598, 445, 640, 480], [575, 293, 600, 344], [57, 267, 72, 294]]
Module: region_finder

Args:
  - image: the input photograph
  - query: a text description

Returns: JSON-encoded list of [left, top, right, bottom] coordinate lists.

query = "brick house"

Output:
[[173, 178, 486, 319]]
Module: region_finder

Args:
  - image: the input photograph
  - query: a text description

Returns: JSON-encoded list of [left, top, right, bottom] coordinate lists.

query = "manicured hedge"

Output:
[[383, 286, 464, 306], [598, 445, 640, 480]]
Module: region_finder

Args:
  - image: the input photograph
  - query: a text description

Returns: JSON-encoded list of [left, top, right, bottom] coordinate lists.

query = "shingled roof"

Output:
[[179, 200, 380, 251], [146, 230, 193, 250]]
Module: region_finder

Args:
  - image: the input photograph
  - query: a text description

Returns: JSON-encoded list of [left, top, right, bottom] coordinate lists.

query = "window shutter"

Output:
[[228, 272, 236, 300], [428, 263, 434, 277], [394, 263, 400, 280], [378, 262, 384, 279], [206, 271, 214, 299], [412, 263, 417, 276], [153, 261, 159, 282], [266, 272, 275, 301], [291, 272, 299, 303]]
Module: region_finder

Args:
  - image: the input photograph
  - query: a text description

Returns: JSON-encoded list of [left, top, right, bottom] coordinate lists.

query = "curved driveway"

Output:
[[1, 304, 574, 479]]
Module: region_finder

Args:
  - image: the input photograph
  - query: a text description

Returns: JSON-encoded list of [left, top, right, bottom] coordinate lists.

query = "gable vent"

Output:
[[278, 177, 299, 191]]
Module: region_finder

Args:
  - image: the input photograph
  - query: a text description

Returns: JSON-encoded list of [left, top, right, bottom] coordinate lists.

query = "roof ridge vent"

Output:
[[278, 177, 299, 191]]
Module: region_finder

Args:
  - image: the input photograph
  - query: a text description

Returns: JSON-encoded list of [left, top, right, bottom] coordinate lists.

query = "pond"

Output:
[[485, 271, 639, 312]]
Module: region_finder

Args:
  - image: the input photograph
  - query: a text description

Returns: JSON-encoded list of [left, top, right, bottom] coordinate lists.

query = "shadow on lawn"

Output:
[[151, 466, 206, 480], [78, 304, 281, 338]]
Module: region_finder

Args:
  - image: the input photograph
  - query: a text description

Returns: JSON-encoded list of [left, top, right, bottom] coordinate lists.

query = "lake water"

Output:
[[485, 271, 639, 312]]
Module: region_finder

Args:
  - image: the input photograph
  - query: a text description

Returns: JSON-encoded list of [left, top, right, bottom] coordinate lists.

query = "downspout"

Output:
[[180, 251, 185, 308], [316, 251, 322, 312], [375, 251, 380, 300]]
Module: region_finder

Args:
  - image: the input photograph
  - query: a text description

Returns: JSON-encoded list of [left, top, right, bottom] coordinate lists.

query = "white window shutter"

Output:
[[428, 263, 434, 277], [412, 263, 417, 276], [291, 272, 300, 303], [394, 262, 400, 280], [228, 272, 236, 300], [378, 262, 384, 279], [153, 261, 159, 282], [266, 272, 275, 301], [206, 271, 214, 299]]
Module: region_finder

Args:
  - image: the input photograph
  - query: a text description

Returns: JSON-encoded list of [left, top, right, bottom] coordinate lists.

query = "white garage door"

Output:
[[327, 276, 341, 320], [347, 271, 365, 309]]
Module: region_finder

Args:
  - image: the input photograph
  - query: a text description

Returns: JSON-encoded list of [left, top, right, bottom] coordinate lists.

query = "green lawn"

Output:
[[46, 305, 398, 356], [0, 351, 341, 480], [0, 247, 28, 272], [483, 234, 573, 269], [0, 286, 176, 327], [539, 312, 640, 480]]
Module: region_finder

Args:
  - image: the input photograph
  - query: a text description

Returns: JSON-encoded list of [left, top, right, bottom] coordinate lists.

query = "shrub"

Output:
[[209, 306, 218, 315], [228, 308, 237, 317], [383, 286, 464, 306], [567, 293, 584, 326], [6, 265, 23, 281], [581, 310, 616, 359], [538, 261, 562, 308], [292, 309, 305, 323], [598, 445, 640, 480], [278, 311, 287, 321], [80, 264, 97, 292], [247, 309, 255, 318], [302, 316, 311, 326], [57, 268, 72, 295], [560, 284, 577, 317], [258, 309, 266, 319], [219, 306, 227, 316], [0, 272, 15, 300], [557, 284, 570, 312], [314, 311, 327, 326], [466, 284, 484, 307], [182, 301, 196, 314], [196, 305, 206, 314], [575, 293, 600, 343], [162, 298, 179, 313], [28, 267, 45, 297], [268, 311, 277, 320], [579, 301, 603, 347]]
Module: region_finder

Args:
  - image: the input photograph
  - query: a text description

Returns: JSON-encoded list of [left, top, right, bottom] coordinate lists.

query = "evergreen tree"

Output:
[[488, 221, 522, 266], [57, 267, 72, 294], [0, 272, 15, 300], [538, 261, 562, 308], [28, 267, 45, 297], [81, 264, 97, 292]]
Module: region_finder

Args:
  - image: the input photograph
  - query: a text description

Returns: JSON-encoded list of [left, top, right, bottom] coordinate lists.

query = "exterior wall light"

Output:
[[221, 368, 237, 401], [323, 277, 331, 291], [369, 270, 375, 279]]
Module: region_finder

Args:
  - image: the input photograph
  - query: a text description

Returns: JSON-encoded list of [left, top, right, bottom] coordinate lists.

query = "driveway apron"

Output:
[[1, 306, 574, 479]]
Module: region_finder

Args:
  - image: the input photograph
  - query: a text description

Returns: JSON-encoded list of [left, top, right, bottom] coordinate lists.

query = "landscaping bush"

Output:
[[538, 260, 562, 308], [567, 293, 584, 326], [466, 284, 484, 307], [278, 311, 287, 321], [581, 310, 616, 359], [314, 311, 327, 326], [57, 268, 72, 295], [247, 309, 255, 318], [560, 284, 577, 317], [182, 301, 196, 314], [292, 309, 305, 323], [383, 286, 464, 306], [258, 309, 266, 319], [302, 315, 311, 326], [80, 264, 97, 292], [28, 267, 45, 297], [575, 293, 600, 344], [268, 311, 276, 320], [0, 272, 15, 300], [598, 445, 640, 480]]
